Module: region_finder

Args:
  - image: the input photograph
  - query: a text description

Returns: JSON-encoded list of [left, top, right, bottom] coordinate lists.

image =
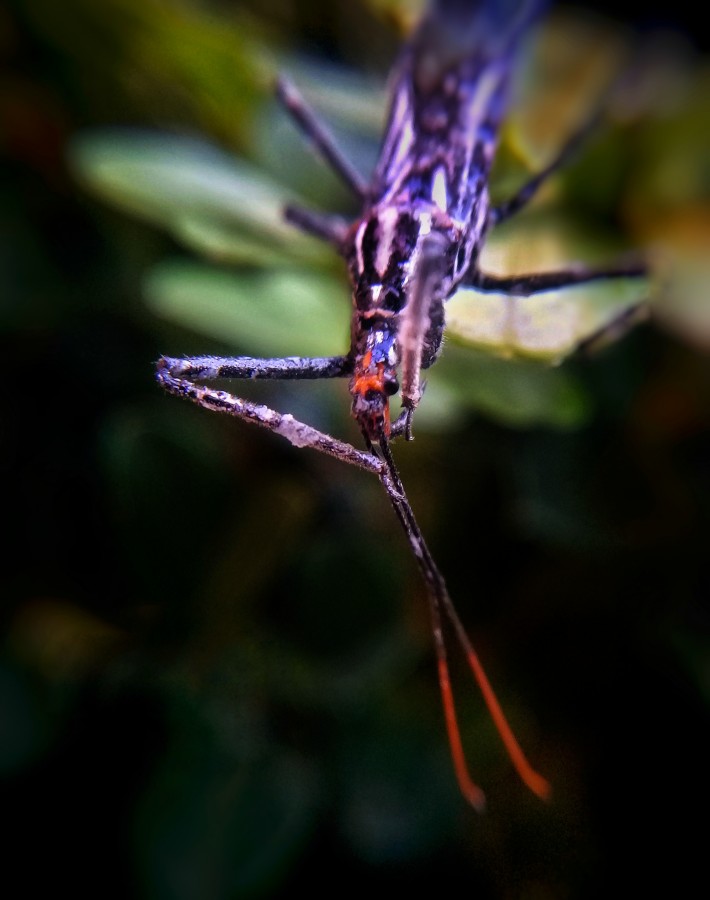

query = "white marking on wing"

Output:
[[432, 166, 448, 211], [375, 207, 400, 278]]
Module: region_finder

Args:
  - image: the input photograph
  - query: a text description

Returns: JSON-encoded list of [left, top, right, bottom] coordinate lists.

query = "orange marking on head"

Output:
[[351, 360, 391, 439], [352, 358, 388, 398], [353, 373, 386, 396]]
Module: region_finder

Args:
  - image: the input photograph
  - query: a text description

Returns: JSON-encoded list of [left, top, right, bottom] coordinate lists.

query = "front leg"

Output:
[[398, 233, 450, 439], [156, 355, 380, 473], [158, 354, 352, 382]]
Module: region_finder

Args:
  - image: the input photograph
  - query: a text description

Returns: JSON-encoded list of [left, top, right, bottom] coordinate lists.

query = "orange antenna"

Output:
[[378, 437, 550, 808]]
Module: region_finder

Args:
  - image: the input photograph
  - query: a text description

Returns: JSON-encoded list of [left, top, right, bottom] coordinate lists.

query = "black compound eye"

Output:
[[384, 377, 400, 396]]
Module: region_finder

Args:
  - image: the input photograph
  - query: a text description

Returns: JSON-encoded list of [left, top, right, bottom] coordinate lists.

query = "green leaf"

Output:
[[446, 277, 650, 364], [446, 213, 651, 363], [282, 57, 386, 135], [434, 343, 590, 429], [145, 259, 350, 357], [69, 130, 329, 265]]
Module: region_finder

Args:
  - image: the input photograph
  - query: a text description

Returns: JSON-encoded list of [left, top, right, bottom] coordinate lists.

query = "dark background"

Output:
[[1, 1, 708, 897]]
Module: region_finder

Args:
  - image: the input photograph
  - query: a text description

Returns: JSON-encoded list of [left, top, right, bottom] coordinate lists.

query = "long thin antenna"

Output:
[[378, 437, 551, 809]]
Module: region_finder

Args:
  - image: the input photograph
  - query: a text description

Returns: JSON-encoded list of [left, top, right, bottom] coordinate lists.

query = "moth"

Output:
[[157, 0, 646, 809]]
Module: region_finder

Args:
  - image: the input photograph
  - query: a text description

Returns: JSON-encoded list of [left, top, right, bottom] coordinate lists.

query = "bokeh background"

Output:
[[2, 1, 709, 896]]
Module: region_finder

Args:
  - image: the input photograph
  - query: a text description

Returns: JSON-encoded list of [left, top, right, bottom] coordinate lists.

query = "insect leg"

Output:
[[398, 233, 450, 439], [575, 302, 650, 355], [275, 75, 368, 200], [283, 204, 349, 250], [156, 356, 380, 473], [466, 258, 647, 295], [158, 354, 352, 383], [488, 112, 603, 227]]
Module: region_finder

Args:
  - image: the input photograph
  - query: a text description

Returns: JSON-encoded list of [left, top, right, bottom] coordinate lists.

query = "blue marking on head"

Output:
[[368, 329, 398, 367]]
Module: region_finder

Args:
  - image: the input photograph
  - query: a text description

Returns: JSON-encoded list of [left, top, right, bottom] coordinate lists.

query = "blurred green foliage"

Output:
[[1, 1, 709, 898]]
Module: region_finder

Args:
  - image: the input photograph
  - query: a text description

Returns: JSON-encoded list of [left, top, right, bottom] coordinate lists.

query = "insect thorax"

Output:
[[346, 202, 470, 441]]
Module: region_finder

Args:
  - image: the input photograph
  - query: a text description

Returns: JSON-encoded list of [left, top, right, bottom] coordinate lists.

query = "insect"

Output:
[[156, 0, 647, 810]]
